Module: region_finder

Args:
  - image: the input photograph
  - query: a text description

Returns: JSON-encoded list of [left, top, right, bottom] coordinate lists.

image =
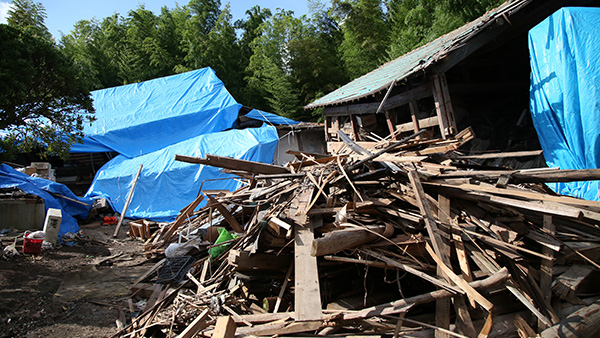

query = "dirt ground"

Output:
[[0, 221, 153, 338]]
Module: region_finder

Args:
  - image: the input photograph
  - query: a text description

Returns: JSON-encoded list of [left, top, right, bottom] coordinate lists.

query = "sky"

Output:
[[0, 0, 313, 39]]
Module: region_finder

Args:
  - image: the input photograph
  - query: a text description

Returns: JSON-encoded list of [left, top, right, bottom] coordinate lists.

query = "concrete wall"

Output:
[[0, 199, 45, 230]]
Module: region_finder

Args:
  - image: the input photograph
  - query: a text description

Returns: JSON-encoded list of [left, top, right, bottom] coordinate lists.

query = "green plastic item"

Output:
[[209, 228, 237, 259]]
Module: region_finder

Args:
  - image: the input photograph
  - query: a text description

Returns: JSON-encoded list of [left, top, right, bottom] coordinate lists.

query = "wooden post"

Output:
[[436, 195, 452, 338], [350, 115, 360, 141], [324, 117, 331, 142], [538, 214, 555, 330], [385, 111, 397, 140], [432, 73, 457, 139], [113, 164, 143, 238], [409, 101, 421, 136]]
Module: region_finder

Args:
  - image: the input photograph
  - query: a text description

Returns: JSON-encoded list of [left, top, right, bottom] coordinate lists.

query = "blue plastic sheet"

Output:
[[85, 124, 279, 221], [246, 109, 300, 125], [71, 68, 241, 158], [0, 164, 92, 236], [529, 7, 600, 201]]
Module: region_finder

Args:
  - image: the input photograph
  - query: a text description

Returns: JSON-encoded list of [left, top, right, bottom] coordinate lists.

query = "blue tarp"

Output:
[[85, 124, 279, 221], [0, 164, 92, 236], [529, 7, 600, 201], [246, 109, 300, 125], [71, 68, 241, 158]]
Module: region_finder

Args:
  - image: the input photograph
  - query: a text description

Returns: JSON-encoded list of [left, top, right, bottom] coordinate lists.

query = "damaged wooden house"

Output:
[[113, 1, 600, 337]]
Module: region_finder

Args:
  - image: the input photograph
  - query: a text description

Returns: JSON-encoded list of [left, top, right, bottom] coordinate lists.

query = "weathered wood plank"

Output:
[[453, 150, 543, 160], [207, 195, 244, 233], [213, 316, 236, 338], [113, 164, 143, 238], [175, 154, 289, 174], [294, 216, 323, 321]]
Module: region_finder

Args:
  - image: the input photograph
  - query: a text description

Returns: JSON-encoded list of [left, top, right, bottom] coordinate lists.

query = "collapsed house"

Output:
[[307, 0, 600, 200], [111, 1, 600, 338], [68, 68, 321, 222]]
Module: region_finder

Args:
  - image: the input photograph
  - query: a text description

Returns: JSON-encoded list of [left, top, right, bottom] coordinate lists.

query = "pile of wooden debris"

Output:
[[116, 128, 600, 338]]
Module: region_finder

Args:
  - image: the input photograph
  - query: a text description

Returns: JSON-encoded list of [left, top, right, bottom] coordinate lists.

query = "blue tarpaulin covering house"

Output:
[[71, 68, 242, 158], [529, 7, 600, 201], [78, 67, 282, 221]]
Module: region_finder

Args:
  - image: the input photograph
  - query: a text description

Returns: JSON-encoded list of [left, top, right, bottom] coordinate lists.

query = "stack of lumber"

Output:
[[115, 128, 600, 338]]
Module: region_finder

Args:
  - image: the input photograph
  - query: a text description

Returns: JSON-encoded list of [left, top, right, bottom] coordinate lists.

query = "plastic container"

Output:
[[23, 232, 43, 254], [43, 208, 62, 246]]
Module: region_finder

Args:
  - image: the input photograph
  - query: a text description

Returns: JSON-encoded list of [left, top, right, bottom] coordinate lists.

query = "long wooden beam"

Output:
[[175, 154, 289, 175]]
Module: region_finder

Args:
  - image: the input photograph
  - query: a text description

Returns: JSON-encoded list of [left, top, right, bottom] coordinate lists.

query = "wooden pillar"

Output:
[[538, 214, 555, 330], [435, 194, 452, 338], [385, 111, 397, 141], [432, 73, 457, 139], [324, 117, 331, 142], [350, 115, 360, 141], [408, 101, 421, 136]]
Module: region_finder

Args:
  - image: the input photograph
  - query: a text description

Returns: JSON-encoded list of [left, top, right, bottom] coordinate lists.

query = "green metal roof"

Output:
[[305, 0, 530, 109]]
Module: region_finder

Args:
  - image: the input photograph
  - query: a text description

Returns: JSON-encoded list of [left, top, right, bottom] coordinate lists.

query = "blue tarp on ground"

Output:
[[529, 7, 600, 201], [85, 124, 279, 221], [0, 164, 92, 236], [71, 68, 241, 158]]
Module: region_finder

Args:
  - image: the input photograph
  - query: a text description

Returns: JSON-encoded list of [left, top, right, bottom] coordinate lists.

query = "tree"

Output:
[[245, 10, 303, 118], [388, 0, 505, 59], [235, 6, 272, 105], [203, 5, 244, 99], [332, 0, 389, 80], [0, 24, 95, 159], [7, 0, 51, 40], [180, 0, 221, 72]]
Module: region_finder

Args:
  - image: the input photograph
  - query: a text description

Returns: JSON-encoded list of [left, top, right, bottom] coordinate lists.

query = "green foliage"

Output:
[[387, 0, 505, 58], [0, 24, 95, 160], [54, 0, 507, 122], [333, 0, 389, 80], [203, 5, 244, 99], [7, 0, 51, 40]]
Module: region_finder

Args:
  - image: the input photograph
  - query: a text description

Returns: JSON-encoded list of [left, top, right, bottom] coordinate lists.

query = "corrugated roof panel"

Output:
[[305, 0, 527, 109]]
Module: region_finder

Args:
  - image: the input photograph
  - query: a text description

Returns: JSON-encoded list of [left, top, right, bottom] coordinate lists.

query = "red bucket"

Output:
[[23, 233, 43, 254]]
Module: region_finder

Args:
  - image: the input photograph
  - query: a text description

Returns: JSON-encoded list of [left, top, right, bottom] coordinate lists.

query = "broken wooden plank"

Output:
[[113, 164, 143, 238], [452, 190, 583, 219], [425, 243, 494, 312], [274, 263, 294, 313], [453, 150, 543, 160], [294, 216, 323, 321], [538, 215, 555, 330], [207, 195, 244, 233], [436, 195, 452, 338], [234, 319, 322, 336], [552, 264, 593, 301], [347, 129, 426, 171], [175, 154, 289, 174], [407, 170, 449, 264], [162, 194, 204, 242]]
